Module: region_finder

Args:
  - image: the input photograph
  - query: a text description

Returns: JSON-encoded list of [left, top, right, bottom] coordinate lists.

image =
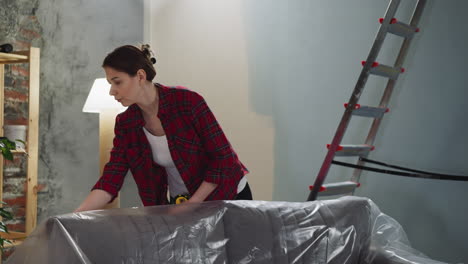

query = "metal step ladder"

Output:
[[307, 0, 427, 201]]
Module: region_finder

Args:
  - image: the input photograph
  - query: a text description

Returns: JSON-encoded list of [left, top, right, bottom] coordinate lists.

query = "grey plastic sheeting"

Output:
[[6, 197, 446, 264]]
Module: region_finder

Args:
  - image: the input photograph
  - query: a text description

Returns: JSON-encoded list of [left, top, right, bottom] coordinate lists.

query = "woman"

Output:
[[75, 45, 251, 211]]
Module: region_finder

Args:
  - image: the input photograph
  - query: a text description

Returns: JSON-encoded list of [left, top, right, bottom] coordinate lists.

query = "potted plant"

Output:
[[0, 137, 21, 252]]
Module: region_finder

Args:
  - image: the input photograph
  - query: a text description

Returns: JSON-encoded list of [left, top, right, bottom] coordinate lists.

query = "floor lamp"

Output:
[[82, 78, 127, 209]]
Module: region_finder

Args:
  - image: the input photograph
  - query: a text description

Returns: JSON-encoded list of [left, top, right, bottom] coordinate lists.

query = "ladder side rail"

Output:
[[308, 0, 402, 201], [351, 0, 428, 184]]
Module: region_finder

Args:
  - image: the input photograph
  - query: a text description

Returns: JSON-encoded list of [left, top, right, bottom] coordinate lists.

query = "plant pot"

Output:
[[3, 125, 27, 149]]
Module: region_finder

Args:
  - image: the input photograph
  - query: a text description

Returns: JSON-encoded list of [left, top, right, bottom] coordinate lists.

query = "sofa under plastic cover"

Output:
[[6, 196, 446, 264]]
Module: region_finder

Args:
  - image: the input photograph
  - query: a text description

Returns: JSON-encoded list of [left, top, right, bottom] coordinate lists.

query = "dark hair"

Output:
[[102, 44, 156, 81]]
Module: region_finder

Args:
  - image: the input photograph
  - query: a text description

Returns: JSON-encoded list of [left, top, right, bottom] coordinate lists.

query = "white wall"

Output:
[[145, 0, 275, 201], [145, 1, 468, 262]]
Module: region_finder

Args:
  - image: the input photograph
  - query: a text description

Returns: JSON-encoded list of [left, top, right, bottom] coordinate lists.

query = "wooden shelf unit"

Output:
[[0, 48, 40, 251], [0, 53, 28, 64]]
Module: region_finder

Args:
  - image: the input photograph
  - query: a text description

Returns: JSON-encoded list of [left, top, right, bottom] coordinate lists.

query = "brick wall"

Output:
[[1, 1, 44, 260]]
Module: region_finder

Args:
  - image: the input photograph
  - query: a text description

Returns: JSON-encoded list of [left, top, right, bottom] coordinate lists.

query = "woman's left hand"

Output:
[[167, 200, 200, 215]]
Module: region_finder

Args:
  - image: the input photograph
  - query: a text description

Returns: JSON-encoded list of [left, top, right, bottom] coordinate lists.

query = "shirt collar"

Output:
[[118, 83, 171, 129], [156, 83, 170, 118]]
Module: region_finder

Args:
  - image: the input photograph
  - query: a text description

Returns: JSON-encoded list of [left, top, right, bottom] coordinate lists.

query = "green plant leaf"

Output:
[[1, 148, 13, 161], [0, 137, 16, 149], [0, 209, 13, 220], [0, 200, 13, 254], [0, 224, 8, 233], [0, 237, 12, 254], [0, 137, 17, 161], [15, 139, 26, 145]]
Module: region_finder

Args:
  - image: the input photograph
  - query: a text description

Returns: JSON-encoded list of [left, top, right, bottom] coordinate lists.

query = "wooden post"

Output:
[[25, 48, 39, 235], [0, 64, 4, 211]]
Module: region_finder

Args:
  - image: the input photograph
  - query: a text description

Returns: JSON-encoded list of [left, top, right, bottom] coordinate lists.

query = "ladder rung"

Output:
[[361, 61, 404, 80], [309, 181, 360, 196], [327, 144, 375, 157], [353, 105, 388, 118], [379, 17, 419, 38], [344, 103, 389, 118], [369, 63, 403, 80]]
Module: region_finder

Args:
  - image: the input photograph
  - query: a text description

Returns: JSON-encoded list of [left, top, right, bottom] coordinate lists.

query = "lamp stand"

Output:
[[99, 109, 122, 209]]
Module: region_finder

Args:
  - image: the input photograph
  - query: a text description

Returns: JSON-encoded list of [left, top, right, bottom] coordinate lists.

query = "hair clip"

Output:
[[150, 57, 156, 64]]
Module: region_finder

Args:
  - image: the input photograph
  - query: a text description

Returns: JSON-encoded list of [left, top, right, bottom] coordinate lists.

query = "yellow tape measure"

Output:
[[174, 195, 190, 204]]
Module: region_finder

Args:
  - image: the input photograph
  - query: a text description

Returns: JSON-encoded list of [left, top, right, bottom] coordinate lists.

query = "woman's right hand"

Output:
[[74, 189, 113, 212]]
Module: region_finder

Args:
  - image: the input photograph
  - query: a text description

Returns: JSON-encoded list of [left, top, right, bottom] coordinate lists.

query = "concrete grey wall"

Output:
[[38, 0, 144, 217], [243, 0, 467, 263], [32, 0, 143, 219]]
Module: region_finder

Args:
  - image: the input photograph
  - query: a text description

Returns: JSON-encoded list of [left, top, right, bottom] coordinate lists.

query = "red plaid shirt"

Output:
[[92, 84, 248, 206]]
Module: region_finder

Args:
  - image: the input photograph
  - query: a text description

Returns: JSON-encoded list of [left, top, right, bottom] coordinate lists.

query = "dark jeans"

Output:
[[235, 183, 253, 200], [170, 182, 253, 204]]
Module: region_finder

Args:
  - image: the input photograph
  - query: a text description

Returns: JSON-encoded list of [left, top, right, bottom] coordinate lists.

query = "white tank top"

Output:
[[143, 128, 246, 196]]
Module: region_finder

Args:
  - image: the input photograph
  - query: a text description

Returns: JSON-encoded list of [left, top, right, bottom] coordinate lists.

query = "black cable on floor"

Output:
[[331, 160, 468, 181], [360, 157, 467, 177]]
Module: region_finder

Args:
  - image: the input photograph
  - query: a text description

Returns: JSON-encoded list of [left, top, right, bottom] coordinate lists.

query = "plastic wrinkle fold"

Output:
[[6, 197, 447, 264]]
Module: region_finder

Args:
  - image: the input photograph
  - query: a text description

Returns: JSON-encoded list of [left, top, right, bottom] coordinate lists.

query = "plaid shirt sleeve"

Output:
[[91, 114, 129, 202], [190, 92, 242, 186]]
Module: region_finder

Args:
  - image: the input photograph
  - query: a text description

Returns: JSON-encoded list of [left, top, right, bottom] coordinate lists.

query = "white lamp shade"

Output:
[[83, 78, 127, 113]]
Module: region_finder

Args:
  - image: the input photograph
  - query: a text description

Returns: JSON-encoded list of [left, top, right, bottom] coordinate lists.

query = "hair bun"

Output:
[[141, 44, 156, 64]]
